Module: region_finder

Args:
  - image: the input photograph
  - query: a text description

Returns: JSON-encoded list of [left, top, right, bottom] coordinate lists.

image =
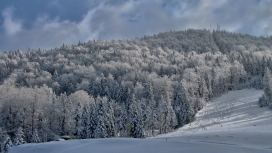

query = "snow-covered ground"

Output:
[[10, 89, 272, 153]]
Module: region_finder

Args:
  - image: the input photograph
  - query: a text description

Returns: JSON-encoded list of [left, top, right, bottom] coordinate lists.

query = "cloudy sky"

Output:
[[0, 0, 271, 51]]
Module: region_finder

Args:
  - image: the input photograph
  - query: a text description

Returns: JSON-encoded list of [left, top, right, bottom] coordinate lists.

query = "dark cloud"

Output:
[[0, 0, 271, 51]]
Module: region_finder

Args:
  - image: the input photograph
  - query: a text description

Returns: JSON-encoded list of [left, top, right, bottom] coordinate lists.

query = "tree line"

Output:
[[1, 29, 272, 152]]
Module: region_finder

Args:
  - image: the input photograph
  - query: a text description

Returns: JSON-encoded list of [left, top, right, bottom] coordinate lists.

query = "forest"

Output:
[[1, 29, 272, 152]]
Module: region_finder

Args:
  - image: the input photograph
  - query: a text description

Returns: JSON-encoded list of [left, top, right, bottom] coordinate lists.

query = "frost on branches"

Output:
[[0, 29, 272, 142]]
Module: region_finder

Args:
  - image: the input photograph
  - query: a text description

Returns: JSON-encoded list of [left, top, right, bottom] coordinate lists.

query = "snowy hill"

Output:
[[9, 89, 272, 153], [157, 88, 272, 151]]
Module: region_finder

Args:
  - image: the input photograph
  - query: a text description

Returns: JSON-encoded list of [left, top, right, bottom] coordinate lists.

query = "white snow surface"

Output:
[[10, 89, 272, 153]]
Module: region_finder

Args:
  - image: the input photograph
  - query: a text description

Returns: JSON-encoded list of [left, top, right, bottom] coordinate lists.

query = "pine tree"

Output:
[[13, 127, 26, 146], [94, 97, 108, 138], [158, 95, 168, 134], [128, 94, 144, 138], [173, 82, 192, 126], [31, 129, 40, 143], [211, 67, 218, 97], [199, 76, 209, 102], [166, 91, 177, 130], [94, 116, 107, 138], [142, 101, 152, 136], [143, 83, 157, 136], [168, 103, 177, 130], [87, 104, 96, 138], [80, 104, 90, 139], [37, 113, 47, 142], [2, 135, 13, 153], [160, 65, 164, 77], [181, 95, 192, 125], [259, 67, 272, 108], [113, 103, 127, 137], [104, 99, 115, 137], [74, 103, 82, 139]]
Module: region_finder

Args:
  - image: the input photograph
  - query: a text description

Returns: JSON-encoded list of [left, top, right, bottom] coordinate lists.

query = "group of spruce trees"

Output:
[[0, 29, 272, 152]]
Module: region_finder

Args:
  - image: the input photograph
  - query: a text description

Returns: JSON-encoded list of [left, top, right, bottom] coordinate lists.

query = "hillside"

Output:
[[9, 89, 272, 153], [1, 29, 272, 149], [157, 89, 272, 150]]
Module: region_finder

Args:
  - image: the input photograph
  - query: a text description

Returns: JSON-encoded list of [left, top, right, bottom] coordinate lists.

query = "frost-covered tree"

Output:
[[2, 135, 13, 153], [31, 129, 40, 143], [128, 94, 144, 138], [13, 127, 26, 146], [80, 104, 90, 139], [158, 96, 166, 131], [173, 82, 193, 126], [113, 104, 127, 137], [1, 29, 272, 140], [198, 76, 209, 102], [86, 103, 96, 139], [259, 67, 272, 108], [104, 100, 115, 137], [56, 92, 73, 135], [142, 83, 157, 136], [74, 103, 82, 139], [94, 97, 108, 138]]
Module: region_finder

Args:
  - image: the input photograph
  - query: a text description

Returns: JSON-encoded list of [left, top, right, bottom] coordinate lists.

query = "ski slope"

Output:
[[9, 89, 272, 153]]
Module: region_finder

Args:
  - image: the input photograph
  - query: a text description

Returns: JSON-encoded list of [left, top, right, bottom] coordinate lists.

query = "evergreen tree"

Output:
[[80, 104, 90, 139], [198, 76, 209, 102], [211, 67, 218, 97], [1, 135, 13, 153], [57, 92, 73, 135], [31, 129, 41, 143], [87, 104, 96, 138], [158, 95, 169, 134], [143, 83, 157, 136], [259, 67, 272, 108], [13, 127, 26, 146], [181, 94, 193, 125], [74, 103, 82, 139], [128, 94, 144, 138], [94, 97, 108, 138], [104, 99, 115, 137], [114, 104, 127, 137], [174, 82, 192, 126]]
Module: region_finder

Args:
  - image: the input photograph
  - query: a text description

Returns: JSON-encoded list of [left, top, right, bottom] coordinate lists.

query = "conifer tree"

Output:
[[87, 104, 96, 138], [74, 103, 82, 139], [129, 94, 144, 138], [105, 99, 115, 137], [13, 127, 26, 146], [94, 97, 108, 138], [31, 129, 41, 143], [259, 67, 272, 108], [80, 104, 90, 139], [1, 135, 13, 153]]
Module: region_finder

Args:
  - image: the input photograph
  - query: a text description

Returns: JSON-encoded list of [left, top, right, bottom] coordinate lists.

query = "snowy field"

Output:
[[10, 89, 272, 153]]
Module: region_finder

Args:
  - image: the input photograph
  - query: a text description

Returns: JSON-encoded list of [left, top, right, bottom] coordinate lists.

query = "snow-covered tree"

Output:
[[31, 129, 41, 143], [158, 94, 177, 134], [104, 99, 115, 137], [2, 135, 13, 153], [259, 67, 272, 108], [128, 94, 144, 138], [56, 92, 73, 135], [113, 104, 127, 137], [86, 103, 96, 139], [13, 127, 26, 146], [94, 97, 108, 138], [80, 104, 90, 139], [1, 29, 272, 141]]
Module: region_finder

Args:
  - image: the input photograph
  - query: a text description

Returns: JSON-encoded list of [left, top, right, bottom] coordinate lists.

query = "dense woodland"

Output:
[[1, 29, 272, 152]]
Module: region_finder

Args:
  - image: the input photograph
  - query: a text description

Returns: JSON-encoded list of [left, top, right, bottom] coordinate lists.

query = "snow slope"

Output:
[[9, 89, 272, 153]]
